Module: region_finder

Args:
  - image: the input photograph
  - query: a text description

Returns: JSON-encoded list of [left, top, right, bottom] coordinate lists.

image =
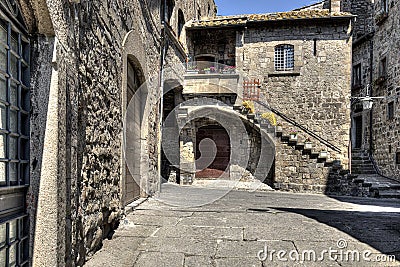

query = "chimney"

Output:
[[330, 0, 341, 13]]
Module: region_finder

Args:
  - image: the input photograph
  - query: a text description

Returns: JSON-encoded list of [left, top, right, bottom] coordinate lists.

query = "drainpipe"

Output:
[[369, 38, 374, 156], [158, 25, 167, 192]]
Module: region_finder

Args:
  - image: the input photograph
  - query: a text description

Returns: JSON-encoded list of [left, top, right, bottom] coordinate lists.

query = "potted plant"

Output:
[[210, 66, 216, 73], [319, 151, 329, 158], [289, 129, 298, 141], [247, 113, 255, 120], [261, 112, 277, 126], [242, 100, 255, 114], [304, 138, 313, 149], [222, 65, 236, 74], [203, 67, 211, 74], [276, 122, 283, 132], [186, 65, 199, 74]]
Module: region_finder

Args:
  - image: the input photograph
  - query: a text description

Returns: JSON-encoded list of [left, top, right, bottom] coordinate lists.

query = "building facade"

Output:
[[3, 0, 399, 266], [350, 0, 400, 181], [0, 0, 216, 266], [175, 3, 353, 192]]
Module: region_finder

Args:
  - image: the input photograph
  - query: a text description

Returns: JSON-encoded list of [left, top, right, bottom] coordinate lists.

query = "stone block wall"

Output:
[[350, 0, 375, 39], [187, 28, 237, 67], [236, 20, 352, 188], [370, 0, 400, 179], [23, 0, 216, 265]]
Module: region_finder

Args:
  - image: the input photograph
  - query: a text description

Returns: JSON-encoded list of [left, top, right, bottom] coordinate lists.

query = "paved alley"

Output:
[[85, 184, 400, 267]]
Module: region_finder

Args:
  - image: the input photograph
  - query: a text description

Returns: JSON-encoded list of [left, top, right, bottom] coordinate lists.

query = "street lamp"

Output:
[[351, 84, 385, 110]]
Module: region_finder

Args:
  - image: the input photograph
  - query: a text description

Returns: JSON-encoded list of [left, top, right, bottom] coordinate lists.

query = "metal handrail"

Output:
[[254, 100, 342, 153], [369, 154, 400, 183]]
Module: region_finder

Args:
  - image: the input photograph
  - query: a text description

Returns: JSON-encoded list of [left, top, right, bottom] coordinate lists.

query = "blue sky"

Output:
[[214, 0, 320, 16]]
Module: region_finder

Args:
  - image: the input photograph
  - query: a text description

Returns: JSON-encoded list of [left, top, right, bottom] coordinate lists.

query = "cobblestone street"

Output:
[[85, 184, 400, 266]]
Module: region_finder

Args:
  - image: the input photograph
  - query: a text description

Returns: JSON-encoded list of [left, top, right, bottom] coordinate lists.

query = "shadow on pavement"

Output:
[[270, 207, 400, 261], [328, 195, 400, 208]]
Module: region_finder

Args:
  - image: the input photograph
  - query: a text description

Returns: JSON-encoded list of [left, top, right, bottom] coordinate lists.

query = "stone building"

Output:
[[4, 0, 398, 266], [0, 0, 215, 266], [164, 2, 353, 192], [349, 0, 400, 182]]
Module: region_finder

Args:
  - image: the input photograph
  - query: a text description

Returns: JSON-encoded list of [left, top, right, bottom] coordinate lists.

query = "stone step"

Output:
[[377, 190, 400, 199], [351, 152, 369, 158], [352, 170, 376, 175], [352, 168, 376, 173], [371, 183, 400, 191], [351, 155, 370, 160], [351, 159, 373, 164], [351, 164, 375, 169]]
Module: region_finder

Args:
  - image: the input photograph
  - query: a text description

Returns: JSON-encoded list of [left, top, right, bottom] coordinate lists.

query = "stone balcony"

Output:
[[183, 72, 240, 96]]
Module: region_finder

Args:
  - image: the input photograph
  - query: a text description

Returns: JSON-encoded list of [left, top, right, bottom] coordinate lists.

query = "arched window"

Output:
[[274, 44, 294, 71], [178, 9, 185, 37]]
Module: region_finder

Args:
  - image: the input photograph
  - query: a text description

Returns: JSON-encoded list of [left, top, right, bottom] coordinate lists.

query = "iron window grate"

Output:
[[0, 216, 29, 267], [274, 44, 294, 71], [0, 16, 30, 188], [0, 5, 30, 266]]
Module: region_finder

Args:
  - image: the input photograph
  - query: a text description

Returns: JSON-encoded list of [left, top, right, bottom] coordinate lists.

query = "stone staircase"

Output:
[[351, 151, 400, 199], [233, 104, 338, 168], [351, 151, 376, 174], [232, 104, 400, 198]]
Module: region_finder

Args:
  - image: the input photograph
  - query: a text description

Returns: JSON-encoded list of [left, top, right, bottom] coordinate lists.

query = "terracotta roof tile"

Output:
[[188, 9, 353, 28]]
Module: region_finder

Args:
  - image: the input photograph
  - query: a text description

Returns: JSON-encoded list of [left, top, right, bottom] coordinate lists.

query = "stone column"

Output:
[[32, 39, 67, 267], [179, 127, 196, 185]]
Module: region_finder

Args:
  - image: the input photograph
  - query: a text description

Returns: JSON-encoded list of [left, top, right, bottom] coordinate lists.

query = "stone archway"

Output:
[[178, 106, 276, 185]]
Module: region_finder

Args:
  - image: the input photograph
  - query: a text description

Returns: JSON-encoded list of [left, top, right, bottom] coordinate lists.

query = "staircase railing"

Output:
[[369, 154, 400, 183], [254, 100, 342, 153]]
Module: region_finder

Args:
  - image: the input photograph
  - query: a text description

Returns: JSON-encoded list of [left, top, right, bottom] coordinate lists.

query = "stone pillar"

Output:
[[32, 39, 66, 267], [179, 127, 196, 185], [330, 0, 341, 13]]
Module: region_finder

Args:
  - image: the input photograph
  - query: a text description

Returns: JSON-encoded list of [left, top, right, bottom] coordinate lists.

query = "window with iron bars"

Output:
[[274, 44, 294, 71], [0, 1, 30, 265]]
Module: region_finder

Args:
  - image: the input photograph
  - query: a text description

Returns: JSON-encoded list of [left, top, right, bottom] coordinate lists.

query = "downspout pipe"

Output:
[[158, 24, 167, 192], [369, 38, 373, 156]]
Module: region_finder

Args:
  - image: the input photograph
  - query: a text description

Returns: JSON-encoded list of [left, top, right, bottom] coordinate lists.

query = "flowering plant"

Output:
[[223, 65, 236, 70], [242, 100, 255, 114], [261, 112, 277, 126]]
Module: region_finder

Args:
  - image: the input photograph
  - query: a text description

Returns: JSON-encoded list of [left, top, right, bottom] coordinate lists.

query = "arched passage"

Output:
[[177, 106, 276, 184], [121, 30, 149, 206]]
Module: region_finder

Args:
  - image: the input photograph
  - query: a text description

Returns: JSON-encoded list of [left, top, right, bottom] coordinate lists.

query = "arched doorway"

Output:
[[124, 55, 145, 204], [195, 124, 231, 178]]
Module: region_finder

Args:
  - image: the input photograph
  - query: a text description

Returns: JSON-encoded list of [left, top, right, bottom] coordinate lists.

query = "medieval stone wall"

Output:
[[370, 0, 400, 179], [187, 28, 237, 67], [236, 20, 352, 189], [24, 0, 216, 265]]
